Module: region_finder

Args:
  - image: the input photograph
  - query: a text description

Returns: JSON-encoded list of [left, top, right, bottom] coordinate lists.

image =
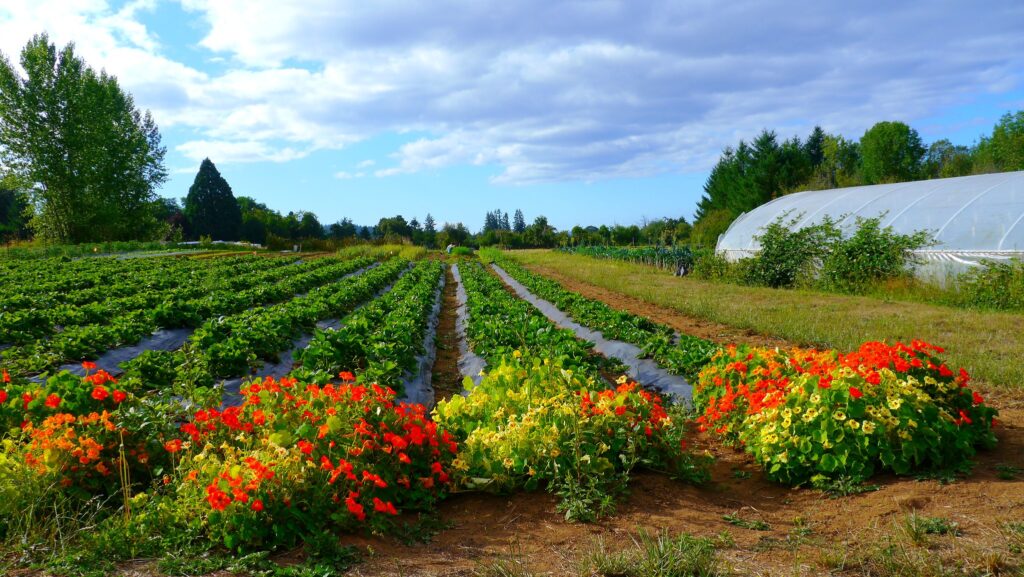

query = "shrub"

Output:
[[744, 214, 841, 288], [434, 356, 709, 522], [694, 340, 997, 486], [820, 216, 932, 292], [169, 374, 455, 551], [689, 249, 736, 281], [954, 258, 1024, 310]]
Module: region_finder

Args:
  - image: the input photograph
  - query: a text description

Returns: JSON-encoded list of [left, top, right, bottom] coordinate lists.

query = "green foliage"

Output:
[[0, 33, 167, 243], [954, 258, 1024, 310], [859, 121, 926, 184], [493, 255, 719, 381], [974, 110, 1024, 172], [722, 513, 771, 531], [434, 357, 709, 523], [819, 216, 932, 292], [183, 158, 242, 241], [744, 214, 840, 288], [580, 529, 722, 577], [695, 342, 998, 486]]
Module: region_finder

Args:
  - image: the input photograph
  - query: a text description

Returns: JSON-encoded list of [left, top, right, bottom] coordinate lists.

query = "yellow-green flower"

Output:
[[833, 411, 846, 421]]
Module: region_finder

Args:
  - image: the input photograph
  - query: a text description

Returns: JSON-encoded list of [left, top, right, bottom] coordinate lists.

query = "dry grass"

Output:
[[510, 250, 1024, 391]]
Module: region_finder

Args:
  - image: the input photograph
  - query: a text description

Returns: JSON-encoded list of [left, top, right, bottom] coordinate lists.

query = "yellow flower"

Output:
[[512, 349, 522, 358], [616, 375, 628, 385], [847, 419, 860, 430], [833, 411, 846, 421], [862, 421, 876, 434], [888, 398, 902, 411], [782, 418, 792, 428], [810, 394, 822, 405]]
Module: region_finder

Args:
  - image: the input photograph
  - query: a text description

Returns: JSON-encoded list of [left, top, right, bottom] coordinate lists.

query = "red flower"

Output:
[[112, 390, 127, 403], [848, 387, 863, 399], [0, 390, 6, 403], [972, 391, 984, 406], [2, 369, 10, 383], [297, 439, 314, 455], [373, 497, 399, 515], [22, 393, 33, 409], [250, 499, 264, 512], [91, 386, 109, 401], [345, 492, 366, 521], [614, 405, 627, 416], [339, 371, 355, 382], [398, 452, 411, 464], [81, 361, 97, 371], [45, 394, 62, 408], [164, 439, 183, 454]]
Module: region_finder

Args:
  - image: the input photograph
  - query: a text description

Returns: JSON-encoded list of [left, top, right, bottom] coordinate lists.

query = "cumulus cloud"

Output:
[[2, 0, 1023, 182]]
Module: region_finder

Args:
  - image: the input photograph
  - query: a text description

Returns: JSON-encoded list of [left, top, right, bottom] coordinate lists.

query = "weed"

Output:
[[901, 513, 961, 545], [723, 512, 771, 531], [579, 529, 722, 577], [816, 475, 881, 498], [996, 464, 1022, 480]]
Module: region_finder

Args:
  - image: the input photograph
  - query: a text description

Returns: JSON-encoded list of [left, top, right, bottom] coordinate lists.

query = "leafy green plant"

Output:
[[745, 213, 841, 288], [722, 512, 771, 531], [434, 357, 709, 522], [695, 340, 997, 486], [820, 216, 932, 293], [955, 258, 1024, 311], [580, 529, 722, 577]]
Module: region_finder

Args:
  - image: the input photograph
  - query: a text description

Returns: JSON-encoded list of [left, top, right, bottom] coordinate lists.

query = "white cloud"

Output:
[[176, 139, 310, 163], [2, 0, 1024, 182]]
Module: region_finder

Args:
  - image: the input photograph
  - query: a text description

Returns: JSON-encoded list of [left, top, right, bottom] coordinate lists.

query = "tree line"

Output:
[[692, 113, 1024, 246]]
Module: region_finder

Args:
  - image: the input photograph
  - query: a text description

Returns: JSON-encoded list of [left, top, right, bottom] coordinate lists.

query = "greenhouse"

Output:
[[716, 170, 1024, 276]]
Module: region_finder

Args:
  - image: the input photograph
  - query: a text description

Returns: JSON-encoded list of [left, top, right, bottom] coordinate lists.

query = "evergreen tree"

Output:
[[183, 158, 242, 240], [513, 209, 526, 233], [501, 211, 511, 231], [423, 213, 436, 234]]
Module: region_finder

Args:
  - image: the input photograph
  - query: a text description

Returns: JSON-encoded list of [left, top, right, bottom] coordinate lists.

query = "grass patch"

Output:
[[579, 529, 723, 577], [722, 512, 771, 531], [508, 250, 1024, 390]]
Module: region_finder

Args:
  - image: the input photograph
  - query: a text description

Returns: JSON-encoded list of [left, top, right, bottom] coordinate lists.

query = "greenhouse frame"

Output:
[[716, 171, 1024, 275]]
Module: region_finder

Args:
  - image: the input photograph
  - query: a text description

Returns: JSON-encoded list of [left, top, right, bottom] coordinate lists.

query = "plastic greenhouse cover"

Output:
[[717, 171, 1024, 266]]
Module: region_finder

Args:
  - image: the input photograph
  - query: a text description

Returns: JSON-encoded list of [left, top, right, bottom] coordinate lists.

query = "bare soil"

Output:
[[431, 264, 464, 402]]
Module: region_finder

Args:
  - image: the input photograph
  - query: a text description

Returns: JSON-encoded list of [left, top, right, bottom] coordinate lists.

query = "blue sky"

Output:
[[2, 1, 1023, 231]]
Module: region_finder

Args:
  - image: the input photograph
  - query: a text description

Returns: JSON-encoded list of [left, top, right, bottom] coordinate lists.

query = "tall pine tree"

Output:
[[184, 158, 242, 241]]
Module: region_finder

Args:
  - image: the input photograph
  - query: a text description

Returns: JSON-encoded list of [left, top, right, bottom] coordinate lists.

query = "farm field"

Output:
[[1, 249, 1022, 577]]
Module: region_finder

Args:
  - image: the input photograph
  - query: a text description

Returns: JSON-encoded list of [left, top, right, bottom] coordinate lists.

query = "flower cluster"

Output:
[[695, 340, 997, 485], [435, 356, 708, 522], [0, 364, 171, 493], [170, 373, 455, 551]]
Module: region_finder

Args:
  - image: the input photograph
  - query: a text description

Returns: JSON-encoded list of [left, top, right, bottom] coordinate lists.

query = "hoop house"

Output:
[[716, 171, 1024, 276]]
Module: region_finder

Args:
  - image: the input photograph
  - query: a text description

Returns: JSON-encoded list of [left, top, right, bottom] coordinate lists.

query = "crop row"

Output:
[[0, 254, 290, 310], [2, 256, 375, 376], [457, 261, 622, 378], [124, 257, 411, 390], [295, 259, 444, 392], [490, 256, 719, 380], [1, 255, 301, 344], [557, 245, 695, 272]]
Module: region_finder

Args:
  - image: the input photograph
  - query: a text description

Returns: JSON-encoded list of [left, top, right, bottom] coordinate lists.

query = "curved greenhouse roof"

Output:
[[717, 171, 1024, 267]]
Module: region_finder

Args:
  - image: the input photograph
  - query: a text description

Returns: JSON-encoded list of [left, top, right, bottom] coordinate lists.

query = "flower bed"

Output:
[[435, 355, 709, 521], [168, 373, 456, 550], [694, 340, 998, 485]]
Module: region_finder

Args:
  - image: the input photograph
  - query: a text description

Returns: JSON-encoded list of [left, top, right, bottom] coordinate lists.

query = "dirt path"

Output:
[[430, 264, 463, 402]]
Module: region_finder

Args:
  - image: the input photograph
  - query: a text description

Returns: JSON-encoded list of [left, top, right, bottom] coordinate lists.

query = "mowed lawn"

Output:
[[509, 250, 1024, 391]]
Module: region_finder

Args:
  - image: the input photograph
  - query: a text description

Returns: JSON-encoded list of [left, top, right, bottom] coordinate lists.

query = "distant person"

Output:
[[446, 243, 455, 255]]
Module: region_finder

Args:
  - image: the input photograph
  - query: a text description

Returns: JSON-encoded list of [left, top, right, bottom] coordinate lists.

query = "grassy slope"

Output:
[[510, 250, 1024, 390]]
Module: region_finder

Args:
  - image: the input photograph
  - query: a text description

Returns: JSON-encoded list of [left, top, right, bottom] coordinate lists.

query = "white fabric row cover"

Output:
[[717, 171, 1024, 262]]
